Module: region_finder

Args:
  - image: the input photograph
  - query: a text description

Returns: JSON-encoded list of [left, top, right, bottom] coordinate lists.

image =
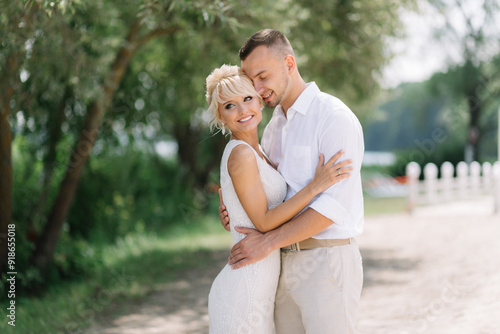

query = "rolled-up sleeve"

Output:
[[309, 192, 349, 225]]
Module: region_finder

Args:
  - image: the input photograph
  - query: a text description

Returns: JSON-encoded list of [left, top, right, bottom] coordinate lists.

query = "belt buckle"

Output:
[[289, 242, 301, 252]]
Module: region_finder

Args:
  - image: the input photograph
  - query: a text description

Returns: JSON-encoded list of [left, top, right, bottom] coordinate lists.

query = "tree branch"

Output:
[[136, 26, 182, 48]]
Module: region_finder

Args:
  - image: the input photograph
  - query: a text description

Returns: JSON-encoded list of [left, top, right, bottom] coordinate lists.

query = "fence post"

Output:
[[424, 163, 438, 204], [406, 162, 421, 214], [456, 161, 469, 200], [441, 161, 454, 202], [482, 162, 492, 194], [493, 162, 500, 214], [470, 161, 481, 197]]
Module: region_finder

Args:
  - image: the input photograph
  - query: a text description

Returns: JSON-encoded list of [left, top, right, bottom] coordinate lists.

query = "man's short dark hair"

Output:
[[239, 29, 294, 61]]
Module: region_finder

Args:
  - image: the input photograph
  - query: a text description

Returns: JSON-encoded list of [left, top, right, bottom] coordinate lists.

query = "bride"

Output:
[[205, 65, 352, 333]]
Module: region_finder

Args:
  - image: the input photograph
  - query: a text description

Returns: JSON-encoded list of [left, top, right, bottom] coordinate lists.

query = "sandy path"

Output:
[[86, 198, 500, 334], [356, 198, 500, 334]]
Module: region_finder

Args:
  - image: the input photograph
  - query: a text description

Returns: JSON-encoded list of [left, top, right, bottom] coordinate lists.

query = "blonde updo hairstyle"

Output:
[[205, 64, 262, 133]]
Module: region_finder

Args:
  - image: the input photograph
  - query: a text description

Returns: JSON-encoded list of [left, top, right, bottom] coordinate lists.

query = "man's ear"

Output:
[[284, 55, 296, 73]]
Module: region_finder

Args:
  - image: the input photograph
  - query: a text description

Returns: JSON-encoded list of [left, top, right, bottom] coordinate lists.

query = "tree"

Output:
[[288, 0, 417, 112], [29, 0, 240, 277], [429, 0, 500, 162], [1, 0, 420, 283], [0, 0, 47, 277]]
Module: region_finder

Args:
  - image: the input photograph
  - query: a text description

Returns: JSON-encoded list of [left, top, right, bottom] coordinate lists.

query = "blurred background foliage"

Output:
[[1, 0, 499, 297]]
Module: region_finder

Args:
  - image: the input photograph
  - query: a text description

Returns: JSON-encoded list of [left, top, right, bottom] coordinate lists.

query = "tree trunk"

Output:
[[0, 88, 14, 276], [466, 94, 481, 163], [30, 23, 144, 275], [173, 122, 227, 188], [463, 60, 482, 163], [0, 0, 41, 276], [26, 86, 71, 243], [0, 50, 20, 276], [174, 122, 199, 185]]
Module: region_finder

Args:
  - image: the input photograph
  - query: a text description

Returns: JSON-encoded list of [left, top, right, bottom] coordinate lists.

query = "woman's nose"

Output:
[[237, 103, 246, 113]]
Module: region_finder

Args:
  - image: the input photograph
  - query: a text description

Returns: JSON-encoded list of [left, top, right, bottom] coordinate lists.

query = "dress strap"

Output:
[[227, 140, 260, 158], [221, 140, 260, 173]]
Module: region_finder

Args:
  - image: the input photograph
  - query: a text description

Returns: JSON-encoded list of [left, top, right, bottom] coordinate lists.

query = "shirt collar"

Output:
[[273, 105, 285, 118], [272, 82, 319, 119], [288, 82, 319, 116]]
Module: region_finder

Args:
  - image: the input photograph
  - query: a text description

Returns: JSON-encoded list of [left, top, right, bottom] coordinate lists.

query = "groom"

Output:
[[219, 29, 364, 333]]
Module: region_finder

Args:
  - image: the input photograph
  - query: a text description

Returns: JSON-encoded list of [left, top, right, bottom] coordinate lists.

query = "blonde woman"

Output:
[[205, 65, 352, 333]]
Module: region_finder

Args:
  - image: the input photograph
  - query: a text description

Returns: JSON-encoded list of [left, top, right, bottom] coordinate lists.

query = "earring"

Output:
[[221, 123, 225, 135]]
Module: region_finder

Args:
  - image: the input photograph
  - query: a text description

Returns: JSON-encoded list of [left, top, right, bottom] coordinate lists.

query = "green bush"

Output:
[[386, 139, 465, 178], [67, 148, 201, 242], [10, 135, 216, 291]]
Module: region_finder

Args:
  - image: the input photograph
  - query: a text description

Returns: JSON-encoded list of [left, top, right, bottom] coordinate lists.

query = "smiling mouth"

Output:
[[238, 115, 253, 123]]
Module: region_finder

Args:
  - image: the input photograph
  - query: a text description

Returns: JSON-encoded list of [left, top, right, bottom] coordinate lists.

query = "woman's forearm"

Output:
[[264, 208, 334, 249], [253, 184, 318, 232]]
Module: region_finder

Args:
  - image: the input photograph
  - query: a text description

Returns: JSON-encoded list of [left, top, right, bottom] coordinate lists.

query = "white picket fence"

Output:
[[406, 161, 500, 214]]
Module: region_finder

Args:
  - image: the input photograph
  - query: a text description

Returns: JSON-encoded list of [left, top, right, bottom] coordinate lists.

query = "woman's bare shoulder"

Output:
[[227, 143, 258, 176]]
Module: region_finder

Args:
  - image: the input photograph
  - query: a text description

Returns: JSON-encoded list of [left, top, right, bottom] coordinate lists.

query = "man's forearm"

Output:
[[264, 208, 333, 251]]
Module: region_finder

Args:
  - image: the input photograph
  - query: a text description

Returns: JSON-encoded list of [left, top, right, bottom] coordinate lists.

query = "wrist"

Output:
[[264, 227, 287, 251], [263, 229, 278, 252], [304, 182, 319, 198]]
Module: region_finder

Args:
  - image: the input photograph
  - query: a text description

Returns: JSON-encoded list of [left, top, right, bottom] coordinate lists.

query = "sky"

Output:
[[381, 4, 451, 88], [381, 0, 500, 89]]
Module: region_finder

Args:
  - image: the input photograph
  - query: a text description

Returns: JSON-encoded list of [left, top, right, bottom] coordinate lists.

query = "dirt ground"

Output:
[[86, 197, 500, 334]]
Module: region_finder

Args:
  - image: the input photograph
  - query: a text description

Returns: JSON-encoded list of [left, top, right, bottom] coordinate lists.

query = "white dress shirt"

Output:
[[261, 82, 364, 239]]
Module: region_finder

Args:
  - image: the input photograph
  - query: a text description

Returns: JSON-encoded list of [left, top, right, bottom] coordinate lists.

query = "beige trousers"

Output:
[[274, 239, 363, 334]]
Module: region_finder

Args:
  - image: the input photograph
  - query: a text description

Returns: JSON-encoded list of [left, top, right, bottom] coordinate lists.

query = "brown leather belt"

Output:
[[281, 238, 352, 252]]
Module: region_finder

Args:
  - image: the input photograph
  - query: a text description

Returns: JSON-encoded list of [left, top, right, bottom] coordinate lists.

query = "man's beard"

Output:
[[267, 71, 289, 108]]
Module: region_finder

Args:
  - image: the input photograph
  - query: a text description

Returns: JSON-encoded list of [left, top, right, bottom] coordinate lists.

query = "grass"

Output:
[[361, 165, 409, 217], [0, 196, 406, 334], [0, 215, 233, 334], [364, 195, 407, 217]]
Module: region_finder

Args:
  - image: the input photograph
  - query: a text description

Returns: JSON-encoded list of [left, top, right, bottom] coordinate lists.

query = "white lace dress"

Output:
[[208, 140, 287, 334]]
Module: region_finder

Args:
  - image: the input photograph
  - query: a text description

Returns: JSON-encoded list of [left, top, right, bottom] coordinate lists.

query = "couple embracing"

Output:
[[205, 29, 364, 334]]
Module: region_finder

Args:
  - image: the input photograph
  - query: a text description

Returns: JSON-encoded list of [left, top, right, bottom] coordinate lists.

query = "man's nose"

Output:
[[254, 82, 264, 96]]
